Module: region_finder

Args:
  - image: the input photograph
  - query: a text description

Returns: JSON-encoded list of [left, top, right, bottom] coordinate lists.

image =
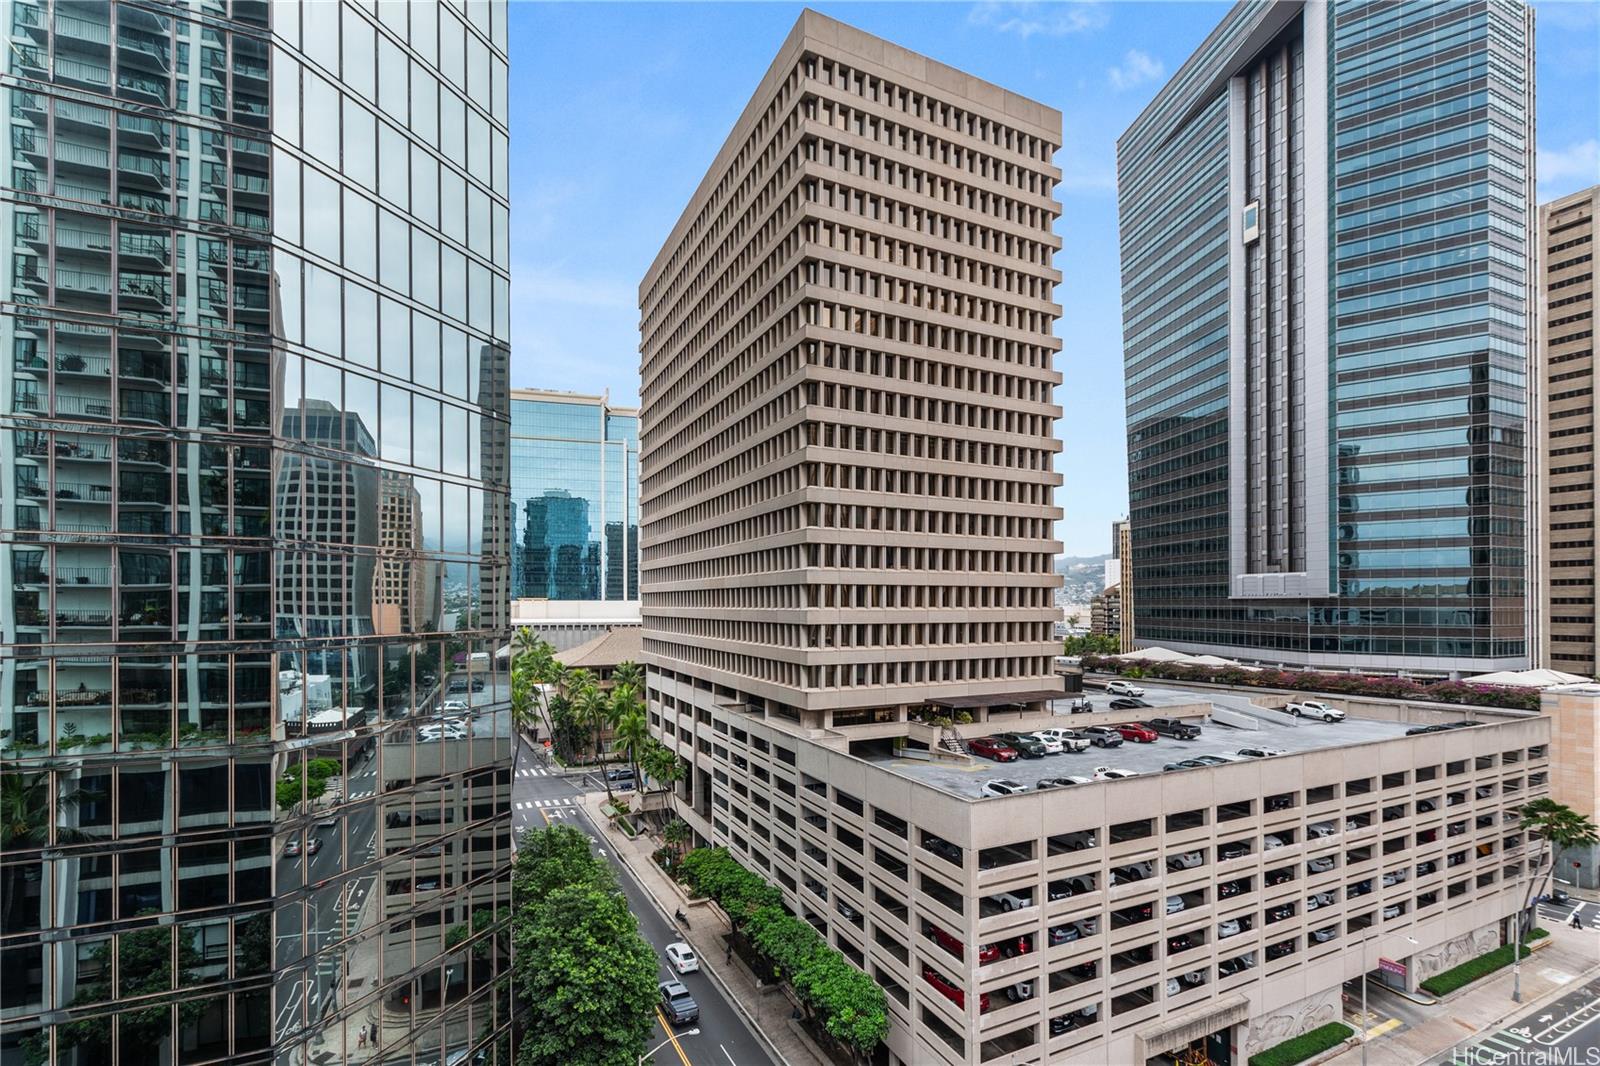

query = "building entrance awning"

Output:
[[927, 689, 1065, 710], [1135, 994, 1250, 1059]]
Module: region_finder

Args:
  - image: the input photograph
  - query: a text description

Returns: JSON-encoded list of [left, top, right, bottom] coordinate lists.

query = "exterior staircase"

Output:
[[939, 727, 968, 756]]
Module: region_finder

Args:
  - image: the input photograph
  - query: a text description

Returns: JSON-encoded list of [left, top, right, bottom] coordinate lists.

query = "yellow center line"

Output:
[[538, 806, 550, 826], [653, 1006, 693, 1066]]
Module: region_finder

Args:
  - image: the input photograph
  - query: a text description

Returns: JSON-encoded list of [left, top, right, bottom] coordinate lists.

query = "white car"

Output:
[[1034, 728, 1091, 753], [1285, 700, 1345, 722], [994, 891, 1033, 912], [1217, 919, 1243, 939], [1167, 851, 1204, 871], [1307, 856, 1335, 874], [1263, 834, 1287, 850], [1005, 981, 1034, 1002], [981, 779, 1027, 797], [665, 942, 699, 974], [1306, 892, 1335, 911], [1107, 680, 1145, 697], [418, 723, 467, 742], [1306, 822, 1336, 839], [1236, 746, 1287, 758], [1024, 732, 1065, 754], [1091, 766, 1139, 780], [441, 699, 469, 714], [1382, 905, 1402, 919], [1166, 895, 1185, 914]]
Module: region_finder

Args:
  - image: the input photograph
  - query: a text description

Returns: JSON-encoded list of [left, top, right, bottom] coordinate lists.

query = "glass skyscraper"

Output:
[[509, 388, 639, 605], [0, 2, 513, 1064], [1118, 0, 1534, 673]]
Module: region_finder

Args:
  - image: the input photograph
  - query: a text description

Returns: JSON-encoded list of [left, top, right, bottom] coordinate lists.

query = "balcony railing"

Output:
[[55, 57, 111, 87], [55, 12, 111, 44]]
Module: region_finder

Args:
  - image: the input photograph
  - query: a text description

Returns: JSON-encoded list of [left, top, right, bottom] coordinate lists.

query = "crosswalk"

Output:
[[516, 766, 557, 778], [514, 797, 577, 819], [1448, 1025, 1532, 1064], [1537, 900, 1599, 930]]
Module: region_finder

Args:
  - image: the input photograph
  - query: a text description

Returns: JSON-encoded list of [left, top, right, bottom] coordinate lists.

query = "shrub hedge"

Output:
[[679, 848, 889, 1055], [1248, 1022, 1354, 1066], [1420, 929, 1549, 997], [1080, 654, 1543, 712]]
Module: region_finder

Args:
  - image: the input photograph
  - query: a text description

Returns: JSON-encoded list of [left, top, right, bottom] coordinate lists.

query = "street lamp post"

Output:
[[639, 1029, 699, 1065]]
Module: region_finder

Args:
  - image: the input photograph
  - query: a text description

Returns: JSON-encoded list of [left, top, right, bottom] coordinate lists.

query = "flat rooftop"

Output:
[[869, 684, 1429, 799]]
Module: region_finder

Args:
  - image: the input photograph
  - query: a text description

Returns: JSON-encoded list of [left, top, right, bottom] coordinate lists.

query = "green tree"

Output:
[[549, 693, 591, 763], [639, 740, 683, 795], [1, 768, 99, 933], [512, 823, 613, 904], [611, 660, 643, 691], [41, 921, 207, 1065], [513, 884, 659, 1066], [1062, 633, 1119, 656], [610, 684, 649, 787], [662, 818, 691, 860], [511, 630, 564, 744], [1518, 798, 1599, 922]]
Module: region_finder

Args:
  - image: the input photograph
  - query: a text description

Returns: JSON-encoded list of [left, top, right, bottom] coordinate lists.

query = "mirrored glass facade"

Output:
[[1118, 0, 1533, 672], [0, 1, 512, 1063], [509, 390, 639, 603]]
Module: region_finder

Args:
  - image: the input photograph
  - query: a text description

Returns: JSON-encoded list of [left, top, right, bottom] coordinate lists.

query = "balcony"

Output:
[[55, 57, 111, 90], [55, 11, 112, 45]]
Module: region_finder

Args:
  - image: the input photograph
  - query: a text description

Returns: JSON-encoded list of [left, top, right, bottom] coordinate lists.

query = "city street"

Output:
[[512, 739, 775, 1066], [1440, 976, 1600, 1064]]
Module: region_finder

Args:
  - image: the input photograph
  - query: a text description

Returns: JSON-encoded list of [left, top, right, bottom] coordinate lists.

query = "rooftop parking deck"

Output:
[[872, 687, 1430, 798]]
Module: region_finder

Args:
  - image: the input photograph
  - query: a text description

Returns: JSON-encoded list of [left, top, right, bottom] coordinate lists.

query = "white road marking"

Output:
[[722, 1045, 737, 1065]]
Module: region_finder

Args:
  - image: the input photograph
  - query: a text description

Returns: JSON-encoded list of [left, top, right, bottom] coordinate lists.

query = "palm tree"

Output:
[[663, 818, 690, 860], [1, 768, 99, 934], [1519, 798, 1599, 916], [611, 684, 649, 789], [510, 630, 562, 746], [612, 660, 643, 692]]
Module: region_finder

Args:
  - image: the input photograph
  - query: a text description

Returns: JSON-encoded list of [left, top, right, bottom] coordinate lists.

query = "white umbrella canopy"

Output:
[[1462, 668, 1592, 688], [1110, 646, 1191, 663]]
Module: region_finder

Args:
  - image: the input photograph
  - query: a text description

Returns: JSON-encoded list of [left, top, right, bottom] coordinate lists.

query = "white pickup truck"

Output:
[[1285, 700, 1346, 722], [1033, 728, 1091, 753]]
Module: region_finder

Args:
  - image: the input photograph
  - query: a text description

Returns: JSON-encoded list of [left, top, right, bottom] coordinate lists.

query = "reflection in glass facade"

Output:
[[1118, 0, 1533, 672], [0, 2, 512, 1064], [509, 389, 639, 603]]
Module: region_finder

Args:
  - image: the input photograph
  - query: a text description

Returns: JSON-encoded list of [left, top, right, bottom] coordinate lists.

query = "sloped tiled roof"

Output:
[[555, 626, 643, 670]]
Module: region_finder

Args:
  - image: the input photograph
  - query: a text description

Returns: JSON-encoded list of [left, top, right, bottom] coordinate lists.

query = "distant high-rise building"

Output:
[[0, 1, 513, 1062], [1538, 185, 1599, 672], [1112, 518, 1134, 652], [509, 389, 640, 648], [640, 12, 1063, 1063], [1090, 584, 1123, 641], [1119, 0, 1535, 673]]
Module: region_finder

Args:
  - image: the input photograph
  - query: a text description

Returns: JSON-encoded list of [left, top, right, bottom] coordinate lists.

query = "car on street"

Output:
[[658, 980, 699, 1025], [285, 838, 303, 857], [981, 779, 1027, 798], [1237, 746, 1287, 758], [1090, 766, 1138, 780], [664, 942, 699, 974], [1033, 728, 1091, 752], [1106, 680, 1145, 697], [1116, 722, 1158, 743], [967, 736, 1019, 762], [1109, 697, 1153, 710], [1146, 717, 1202, 739], [1078, 726, 1124, 748], [1285, 700, 1345, 722]]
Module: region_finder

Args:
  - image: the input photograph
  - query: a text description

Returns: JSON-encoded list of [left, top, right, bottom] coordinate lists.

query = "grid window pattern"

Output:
[[0, 1, 513, 1064]]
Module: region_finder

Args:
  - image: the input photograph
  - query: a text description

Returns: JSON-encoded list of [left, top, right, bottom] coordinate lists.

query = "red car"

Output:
[[1116, 722, 1158, 743], [968, 736, 1019, 762], [927, 923, 999, 963], [923, 966, 991, 1013]]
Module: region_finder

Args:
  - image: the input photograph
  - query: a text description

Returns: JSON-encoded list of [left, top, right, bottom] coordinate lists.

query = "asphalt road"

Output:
[[512, 740, 775, 1066], [1441, 975, 1600, 1064]]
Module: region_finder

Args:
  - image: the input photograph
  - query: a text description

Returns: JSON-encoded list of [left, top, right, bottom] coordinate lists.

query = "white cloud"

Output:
[[1539, 139, 1600, 194], [1107, 49, 1165, 91], [967, 1, 1108, 39]]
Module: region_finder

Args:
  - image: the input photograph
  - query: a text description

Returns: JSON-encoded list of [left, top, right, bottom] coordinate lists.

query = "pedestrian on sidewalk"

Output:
[[370, 1022, 380, 1047], [726, 943, 733, 965], [1570, 912, 1583, 929], [357, 1029, 367, 1051]]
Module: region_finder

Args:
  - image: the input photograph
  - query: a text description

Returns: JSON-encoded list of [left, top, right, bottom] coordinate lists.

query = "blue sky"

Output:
[[512, 0, 1600, 557]]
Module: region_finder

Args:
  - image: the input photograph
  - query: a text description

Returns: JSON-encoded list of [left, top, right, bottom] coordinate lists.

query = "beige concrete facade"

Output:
[[1539, 186, 1600, 671], [637, 9, 1065, 718], [650, 671, 1550, 1066]]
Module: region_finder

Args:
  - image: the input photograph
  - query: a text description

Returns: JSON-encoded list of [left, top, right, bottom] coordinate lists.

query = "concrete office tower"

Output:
[[1538, 186, 1600, 672], [639, 11, 1063, 1063], [1119, 0, 1536, 674], [509, 388, 641, 648], [0, 1, 513, 1063]]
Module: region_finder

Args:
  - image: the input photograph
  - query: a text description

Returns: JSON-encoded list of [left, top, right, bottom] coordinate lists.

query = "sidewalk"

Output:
[[1322, 920, 1600, 1065], [579, 791, 819, 1066]]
